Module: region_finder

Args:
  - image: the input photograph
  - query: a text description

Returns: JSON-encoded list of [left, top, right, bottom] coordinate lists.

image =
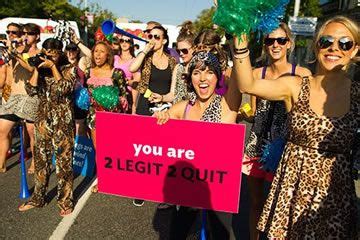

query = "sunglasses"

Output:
[[23, 32, 37, 36], [176, 48, 189, 55], [143, 29, 151, 34], [318, 35, 354, 51], [6, 30, 21, 35], [119, 39, 132, 44], [148, 34, 162, 41], [264, 37, 289, 46]]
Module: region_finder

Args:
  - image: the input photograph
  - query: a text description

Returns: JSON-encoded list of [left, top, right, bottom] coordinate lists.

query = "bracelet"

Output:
[[233, 49, 250, 61], [50, 63, 55, 68], [234, 47, 248, 54], [75, 41, 82, 46]]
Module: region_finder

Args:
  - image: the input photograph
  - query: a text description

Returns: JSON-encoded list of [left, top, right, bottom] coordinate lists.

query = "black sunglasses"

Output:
[[264, 37, 289, 46], [6, 30, 21, 35], [176, 48, 189, 55], [318, 35, 354, 51], [119, 39, 132, 44], [23, 31, 37, 36], [143, 29, 151, 34], [148, 34, 161, 41]]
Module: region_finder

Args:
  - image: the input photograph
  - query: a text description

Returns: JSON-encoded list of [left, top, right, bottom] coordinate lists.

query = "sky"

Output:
[[71, 0, 214, 26]]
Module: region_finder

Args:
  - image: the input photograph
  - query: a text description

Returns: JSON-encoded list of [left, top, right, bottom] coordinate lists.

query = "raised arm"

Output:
[[129, 40, 155, 73], [232, 36, 299, 102]]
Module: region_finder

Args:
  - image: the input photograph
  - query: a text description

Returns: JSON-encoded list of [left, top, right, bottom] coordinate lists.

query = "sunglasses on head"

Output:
[[318, 35, 354, 51], [119, 39, 132, 44], [143, 29, 151, 34], [23, 31, 37, 36], [264, 37, 289, 46], [6, 30, 21, 35], [176, 48, 189, 55], [148, 34, 161, 41]]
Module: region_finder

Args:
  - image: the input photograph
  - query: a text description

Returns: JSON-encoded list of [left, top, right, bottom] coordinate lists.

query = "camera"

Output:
[[28, 53, 46, 68]]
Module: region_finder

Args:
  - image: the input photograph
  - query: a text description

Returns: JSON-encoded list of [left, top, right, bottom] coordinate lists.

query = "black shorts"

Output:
[[0, 114, 34, 123], [74, 106, 88, 120]]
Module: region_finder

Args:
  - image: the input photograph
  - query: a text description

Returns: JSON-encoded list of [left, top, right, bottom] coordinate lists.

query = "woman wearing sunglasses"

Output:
[[114, 36, 140, 114], [0, 23, 41, 174], [242, 23, 311, 240], [130, 25, 176, 116], [170, 21, 195, 104], [233, 16, 359, 239]]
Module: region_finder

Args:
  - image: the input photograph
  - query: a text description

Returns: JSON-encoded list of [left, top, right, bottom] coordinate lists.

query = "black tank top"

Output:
[[136, 64, 172, 116]]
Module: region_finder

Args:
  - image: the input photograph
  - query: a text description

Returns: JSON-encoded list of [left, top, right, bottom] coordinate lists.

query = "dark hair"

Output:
[[176, 21, 196, 45], [184, 51, 222, 92], [91, 41, 114, 68], [194, 30, 228, 71], [152, 25, 170, 52], [23, 23, 41, 35], [42, 38, 63, 51], [65, 42, 81, 63], [7, 23, 22, 31], [118, 37, 135, 57], [41, 38, 68, 69], [23, 23, 41, 43]]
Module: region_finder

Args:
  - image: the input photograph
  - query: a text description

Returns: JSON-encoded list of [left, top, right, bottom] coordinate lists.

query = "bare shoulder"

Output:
[[295, 65, 312, 78], [169, 100, 189, 120], [252, 67, 263, 79]]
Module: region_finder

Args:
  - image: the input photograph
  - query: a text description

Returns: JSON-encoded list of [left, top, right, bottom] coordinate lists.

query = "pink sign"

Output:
[[96, 112, 246, 213]]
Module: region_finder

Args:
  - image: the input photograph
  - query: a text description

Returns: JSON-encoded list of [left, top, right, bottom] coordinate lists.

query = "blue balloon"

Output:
[[75, 87, 90, 110]]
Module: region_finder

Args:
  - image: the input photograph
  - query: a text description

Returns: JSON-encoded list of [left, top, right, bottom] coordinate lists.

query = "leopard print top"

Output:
[[257, 77, 359, 239], [184, 94, 222, 123]]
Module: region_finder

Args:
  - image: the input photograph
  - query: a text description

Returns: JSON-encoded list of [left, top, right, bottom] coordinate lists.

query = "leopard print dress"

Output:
[[257, 77, 359, 239]]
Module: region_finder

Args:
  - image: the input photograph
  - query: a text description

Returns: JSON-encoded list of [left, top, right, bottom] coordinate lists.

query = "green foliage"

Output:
[[284, 0, 322, 22], [193, 7, 224, 36]]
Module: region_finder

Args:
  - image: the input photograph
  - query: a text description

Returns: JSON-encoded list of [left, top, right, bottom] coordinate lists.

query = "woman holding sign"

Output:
[[232, 16, 359, 239], [154, 50, 242, 239]]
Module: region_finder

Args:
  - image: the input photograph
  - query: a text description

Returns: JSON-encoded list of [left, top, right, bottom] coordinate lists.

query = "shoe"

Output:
[[157, 203, 174, 210], [133, 199, 144, 207], [91, 185, 98, 193]]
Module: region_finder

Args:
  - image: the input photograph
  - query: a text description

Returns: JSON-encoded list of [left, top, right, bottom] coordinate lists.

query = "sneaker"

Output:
[[133, 199, 144, 207], [157, 203, 174, 210]]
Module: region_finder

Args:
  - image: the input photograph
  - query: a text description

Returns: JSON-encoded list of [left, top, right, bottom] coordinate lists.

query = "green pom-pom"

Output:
[[92, 86, 119, 110], [213, 0, 288, 36]]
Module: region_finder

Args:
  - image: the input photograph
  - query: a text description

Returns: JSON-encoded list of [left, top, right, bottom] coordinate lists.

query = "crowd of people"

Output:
[[0, 11, 359, 240]]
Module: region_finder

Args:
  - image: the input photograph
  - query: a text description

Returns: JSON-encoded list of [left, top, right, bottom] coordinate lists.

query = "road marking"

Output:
[[49, 178, 97, 240]]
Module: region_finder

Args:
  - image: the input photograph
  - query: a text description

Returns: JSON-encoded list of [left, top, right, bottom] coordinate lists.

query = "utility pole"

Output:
[[84, 0, 88, 44], [294, 0, 301, 17]]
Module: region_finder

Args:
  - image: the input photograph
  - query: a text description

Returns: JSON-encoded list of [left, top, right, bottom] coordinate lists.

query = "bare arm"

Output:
[[219, 68, 242, 123], [250, 95, 257, 116], [129, 40, 155, 73], [153, 100, 188, 125], [0, 65, 6, 88], [232, 36, 298, 102]]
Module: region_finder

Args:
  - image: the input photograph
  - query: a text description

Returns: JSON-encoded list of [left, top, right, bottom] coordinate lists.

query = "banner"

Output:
[[52, 135, 95, 177], [73, 135, 95, 177], [96, 112, 246, 213]]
